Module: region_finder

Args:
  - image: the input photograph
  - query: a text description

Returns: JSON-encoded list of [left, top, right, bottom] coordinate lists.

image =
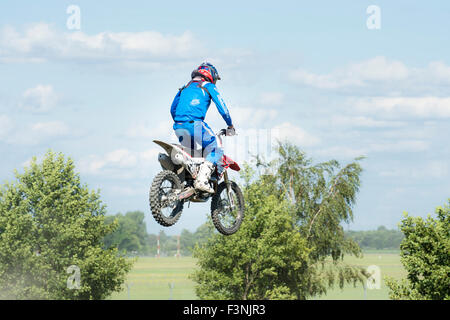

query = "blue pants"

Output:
[[173, 120, 224, 172]]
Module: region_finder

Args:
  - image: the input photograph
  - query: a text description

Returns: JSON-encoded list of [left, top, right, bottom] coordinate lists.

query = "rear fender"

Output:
[[154, 140, 193, 179], [153, 140, 188, 162], [153, 140, 175, 155]]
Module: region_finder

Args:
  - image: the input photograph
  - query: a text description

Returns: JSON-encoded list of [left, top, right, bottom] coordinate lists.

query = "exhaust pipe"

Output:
[[178, 187, 195, 200], [158, 153, 174, 171]]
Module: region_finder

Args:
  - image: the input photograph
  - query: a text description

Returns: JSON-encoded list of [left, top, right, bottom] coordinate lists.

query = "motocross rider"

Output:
[[170, 62, 235, 194]]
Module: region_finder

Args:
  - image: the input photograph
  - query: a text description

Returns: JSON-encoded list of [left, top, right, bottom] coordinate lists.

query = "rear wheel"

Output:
[[211, 181, 245, 235], [149, 170, 184, 227]]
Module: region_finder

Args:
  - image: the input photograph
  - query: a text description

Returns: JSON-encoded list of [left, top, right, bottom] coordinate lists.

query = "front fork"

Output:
[[223, 171, 235, 209]]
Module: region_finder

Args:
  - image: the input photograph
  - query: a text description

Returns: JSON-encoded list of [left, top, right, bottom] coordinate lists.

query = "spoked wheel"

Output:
[[149, 170, 184, 227], [211, 181, 245, 235]]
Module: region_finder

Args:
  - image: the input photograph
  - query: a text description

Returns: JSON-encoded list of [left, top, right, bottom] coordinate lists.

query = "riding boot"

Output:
[[194, 160, 215, 193]]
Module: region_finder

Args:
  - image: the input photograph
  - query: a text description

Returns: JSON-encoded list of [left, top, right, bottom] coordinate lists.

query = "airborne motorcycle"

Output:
[[149, 129, 244, 235]]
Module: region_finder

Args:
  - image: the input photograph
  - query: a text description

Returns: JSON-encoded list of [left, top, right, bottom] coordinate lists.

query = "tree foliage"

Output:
[[192, 142, 367, 299], [104, 211, 150, 255], [0, 151, 133, 299], [386, 200, 450, 300], [180, 224, 214, 256], [192, 177, 310, 299]]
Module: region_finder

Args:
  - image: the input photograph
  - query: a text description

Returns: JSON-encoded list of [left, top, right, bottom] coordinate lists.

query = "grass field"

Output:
[[109, 256, 198, 300], [109, 251, 406, 300], [314, 251, 406, 300]]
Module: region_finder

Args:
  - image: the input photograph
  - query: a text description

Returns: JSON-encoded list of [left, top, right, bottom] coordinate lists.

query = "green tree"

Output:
[[0, 151, 133, 299], [386, 200, 450, 300], [192, 142, 367, 299], [180, 223, 215, 256], [180, 229, 195, 256], [159, 230, 178, 255], [193, 222, 215, 245], [192, 176, 310, 299], [272, 143, 363, 263], [104, 211, 150, 255]]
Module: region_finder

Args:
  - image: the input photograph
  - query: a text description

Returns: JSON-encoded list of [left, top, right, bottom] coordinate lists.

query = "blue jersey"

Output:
[[170, 80, 233, 127]]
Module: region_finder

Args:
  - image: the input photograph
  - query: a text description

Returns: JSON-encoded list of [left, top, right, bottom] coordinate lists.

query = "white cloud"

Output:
[[126, 121, 176, 141], [107, 185, 145, 197], [225, 106, 278, 129], [352, 96, 450, 119], [31, 121, 69, 136], [290, 69, 361, 89], [0, 23, 201, 66], [81, 149, 137, 174], [259, 92, 285, 106], [3, 120, 70, 145], [271, 122, 319, 147], [289, 56, 450, 97], [290, 56, 409, 89], [423, 61, 450, 84], [380, 160, 449, 179], [315, 146, 367, 159], [315, 139, 428, 160], [103, 149, 138, 168], [368, 140, 429, 153], [427, 161, 450, 178], [139, 148, 161, 162], [346, 56, 409, 81], [329, 115, 406, 128], [78, 148, 160, 177], [19, 84, 58, 112], [0, 115, 14, 140]]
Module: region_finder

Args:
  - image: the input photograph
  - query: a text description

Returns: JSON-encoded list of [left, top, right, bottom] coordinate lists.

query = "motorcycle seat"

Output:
[[175, 144, 204, 158]]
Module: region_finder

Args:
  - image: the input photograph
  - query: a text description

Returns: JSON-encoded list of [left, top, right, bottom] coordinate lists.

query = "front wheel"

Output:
[[149, 170, 184, 227], [211, 181, 245, 235]]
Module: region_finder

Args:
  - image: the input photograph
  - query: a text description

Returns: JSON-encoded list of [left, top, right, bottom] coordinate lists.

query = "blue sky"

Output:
[[0, 1, 449, 235]]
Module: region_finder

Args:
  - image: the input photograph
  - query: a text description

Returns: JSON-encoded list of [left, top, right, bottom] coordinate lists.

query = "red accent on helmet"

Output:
[[197, 68, 214, 83], [192, 63, 221, 84]]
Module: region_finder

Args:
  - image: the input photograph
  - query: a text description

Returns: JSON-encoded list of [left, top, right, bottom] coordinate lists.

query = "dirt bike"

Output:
[[149, 128, 244, 235]]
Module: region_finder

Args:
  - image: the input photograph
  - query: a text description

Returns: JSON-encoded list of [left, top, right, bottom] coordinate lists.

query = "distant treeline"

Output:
[[103, 211, 213, 256], [345, 226, 404, 250], [103, 212, 404, 255]]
